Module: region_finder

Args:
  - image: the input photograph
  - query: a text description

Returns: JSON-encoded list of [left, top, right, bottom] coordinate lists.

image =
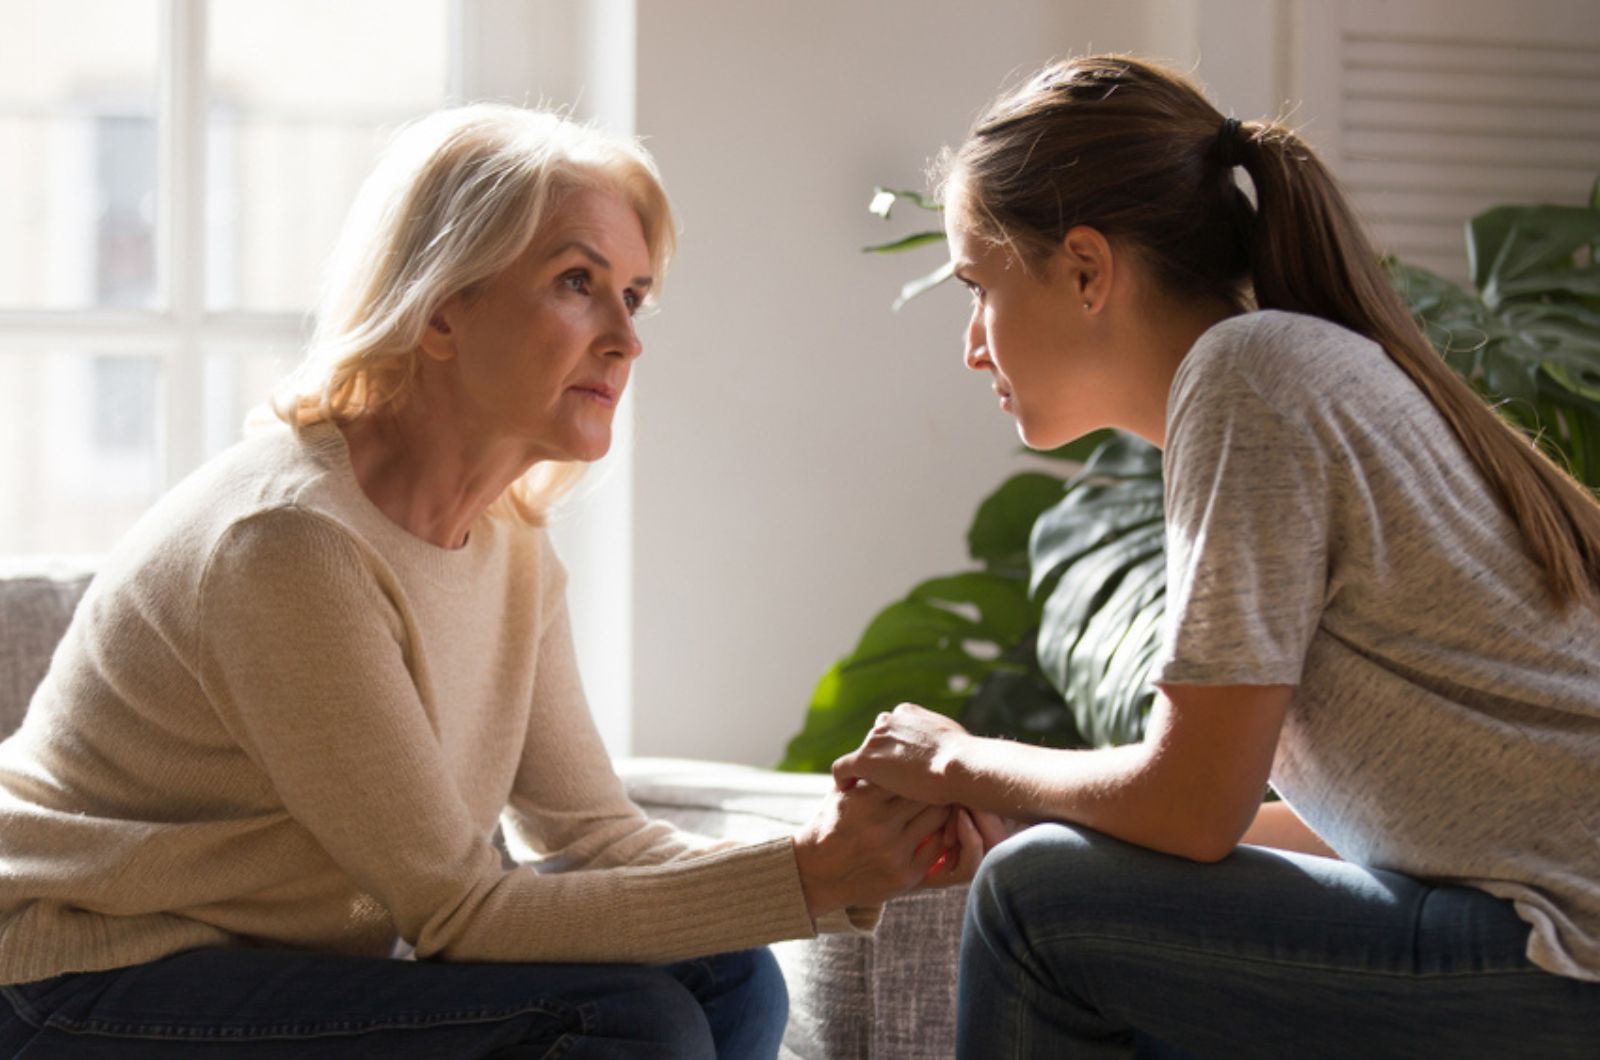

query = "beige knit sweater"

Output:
[[0, 422, 832, 985]]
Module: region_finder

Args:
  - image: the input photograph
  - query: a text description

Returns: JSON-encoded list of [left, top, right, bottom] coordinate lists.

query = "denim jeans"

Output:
[[958, 823, 1600, 1059], [0, 945, 787, 1058]]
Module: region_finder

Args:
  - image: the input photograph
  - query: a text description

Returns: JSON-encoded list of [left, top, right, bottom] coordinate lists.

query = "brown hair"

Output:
[[940, 54, 1600, 609]]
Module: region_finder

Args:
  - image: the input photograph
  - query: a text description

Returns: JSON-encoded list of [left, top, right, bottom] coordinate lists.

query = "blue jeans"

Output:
[[0, 945, 787, 1058], [958, 823, 1600, 1058]]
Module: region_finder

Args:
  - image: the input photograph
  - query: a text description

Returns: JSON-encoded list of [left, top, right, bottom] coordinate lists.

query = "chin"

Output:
[[1016, 422, 1069, 451]]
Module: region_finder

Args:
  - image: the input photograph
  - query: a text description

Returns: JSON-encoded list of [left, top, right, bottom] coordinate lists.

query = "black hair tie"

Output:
[[1214, 116, 1246, 168]]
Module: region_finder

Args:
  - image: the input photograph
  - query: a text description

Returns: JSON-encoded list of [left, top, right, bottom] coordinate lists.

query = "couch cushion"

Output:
[[618, 757, 964, 1060], [0, 557, 96, 740]]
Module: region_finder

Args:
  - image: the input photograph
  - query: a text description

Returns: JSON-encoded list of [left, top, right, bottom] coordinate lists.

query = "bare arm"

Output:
[[832, 683, 1293, 864], [1241, 799, 1339, 858]]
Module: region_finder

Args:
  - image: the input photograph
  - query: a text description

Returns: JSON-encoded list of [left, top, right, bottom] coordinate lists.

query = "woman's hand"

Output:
[[790, 781, 951, 919], [831, 703, 974, 805], [918, 806, 1020, 888]]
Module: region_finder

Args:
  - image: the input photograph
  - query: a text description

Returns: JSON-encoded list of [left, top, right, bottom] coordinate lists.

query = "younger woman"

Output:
[[836, 55, 1600, 1057]]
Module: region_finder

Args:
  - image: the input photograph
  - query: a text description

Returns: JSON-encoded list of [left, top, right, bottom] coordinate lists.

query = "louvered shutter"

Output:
[[1295, 0, 1600, 283]]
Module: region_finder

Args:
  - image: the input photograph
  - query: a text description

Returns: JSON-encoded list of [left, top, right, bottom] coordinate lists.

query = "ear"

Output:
[[1058, 226, 1115, 313], [419, 295, 463, 363]]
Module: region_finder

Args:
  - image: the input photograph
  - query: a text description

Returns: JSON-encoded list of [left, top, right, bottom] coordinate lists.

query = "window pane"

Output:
[[202, 345, 302, 459], [207, 0, 452, 314], [0, 1, 161, 311], [0, 350, 165, 553]]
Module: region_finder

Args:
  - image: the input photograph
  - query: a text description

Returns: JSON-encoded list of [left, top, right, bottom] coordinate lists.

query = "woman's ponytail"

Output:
[[1237, 121, 1600, 609], [946, 55, 1600, 610]]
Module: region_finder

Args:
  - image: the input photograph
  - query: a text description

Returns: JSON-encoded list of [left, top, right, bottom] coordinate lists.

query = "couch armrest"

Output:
[[618, 757, 964, 1060]]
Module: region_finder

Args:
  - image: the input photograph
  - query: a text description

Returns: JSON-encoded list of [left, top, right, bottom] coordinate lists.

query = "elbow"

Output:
[[1175, 832, 1239, 864], [1150, 804, 1251, 864]]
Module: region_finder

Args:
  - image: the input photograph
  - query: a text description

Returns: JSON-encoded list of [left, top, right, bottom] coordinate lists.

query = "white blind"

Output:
[[1335, 30, 1600, 282]]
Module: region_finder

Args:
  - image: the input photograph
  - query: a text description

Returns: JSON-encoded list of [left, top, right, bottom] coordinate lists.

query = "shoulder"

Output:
[[1178, 311, 1382, 406]]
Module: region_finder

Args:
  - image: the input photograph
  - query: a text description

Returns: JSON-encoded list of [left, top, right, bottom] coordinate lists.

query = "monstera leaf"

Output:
[[1030, 433, 1167, 747], [778, 472, 1068, 772], [1389, 184, 1600, 487], [782, 177, 1600, 771]]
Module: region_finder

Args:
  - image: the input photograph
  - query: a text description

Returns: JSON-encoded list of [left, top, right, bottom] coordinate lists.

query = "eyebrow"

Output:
[[549, 240, 653, 290]]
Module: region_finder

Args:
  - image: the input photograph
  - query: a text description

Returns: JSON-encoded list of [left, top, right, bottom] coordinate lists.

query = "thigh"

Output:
[[0, 947, 719, 1058], [963, 823, 1600, 1059], [660, 948, 788, 1060]]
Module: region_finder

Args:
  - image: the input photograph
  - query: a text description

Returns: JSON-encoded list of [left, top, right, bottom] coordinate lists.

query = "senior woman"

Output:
[[0, 107, 984, 1058]]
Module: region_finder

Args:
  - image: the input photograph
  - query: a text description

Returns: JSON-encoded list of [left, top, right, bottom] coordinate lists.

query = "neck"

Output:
[[1118, 293, 1240, 449], [338, 398, 536, 550]]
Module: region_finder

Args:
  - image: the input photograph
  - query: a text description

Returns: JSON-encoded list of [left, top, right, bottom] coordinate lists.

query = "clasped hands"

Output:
[[791, 703, 1011, 920]]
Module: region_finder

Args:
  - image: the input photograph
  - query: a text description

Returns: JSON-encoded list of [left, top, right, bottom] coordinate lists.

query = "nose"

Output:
[[963, 309, 990, 372], [606, 327, 643, 361], [603, 301, 644, 361]]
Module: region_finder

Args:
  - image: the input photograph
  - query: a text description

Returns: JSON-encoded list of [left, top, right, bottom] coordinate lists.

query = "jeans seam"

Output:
[[1036, 931, 1550, 982], [38, 997, 576, 1042], [1, 986, 45, 1029]]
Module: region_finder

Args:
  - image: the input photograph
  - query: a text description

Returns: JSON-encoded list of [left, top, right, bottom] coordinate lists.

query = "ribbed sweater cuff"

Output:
[[613, 836, 817, 963]]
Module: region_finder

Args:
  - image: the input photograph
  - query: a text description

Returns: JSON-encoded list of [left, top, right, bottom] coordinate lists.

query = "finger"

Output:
[[904, 802, 952, 842], [830, 752, 861, 791], [910, 826, 947, 878], [947, 809, 986, 883], [923, 810, 982, 887], [973, 810, 1015, 851]]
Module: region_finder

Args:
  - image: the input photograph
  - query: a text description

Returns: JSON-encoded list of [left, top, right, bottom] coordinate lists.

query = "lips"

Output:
[[570, 381, 621, 407]]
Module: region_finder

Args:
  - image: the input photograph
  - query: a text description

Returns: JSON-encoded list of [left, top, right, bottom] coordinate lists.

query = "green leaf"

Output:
[[892, 259, 956, 310], [967, 471, 1068, 575], [868, 186, 943, 219], [962, 638, 1081, 748], [863, 230, 948, 255], [1469, 204, 1600, 307], [910, 572, 1037, 645], [777, 571, 1035, 772], [1024, 434, 1167, 747]]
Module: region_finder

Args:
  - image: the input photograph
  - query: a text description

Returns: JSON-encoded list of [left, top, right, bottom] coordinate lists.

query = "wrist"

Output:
[[789, 831, 839, 921], [935, 732, 985, 805]]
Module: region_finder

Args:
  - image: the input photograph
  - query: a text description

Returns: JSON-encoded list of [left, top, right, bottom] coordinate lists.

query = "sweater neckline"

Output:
[[296, 420, 505, 589]]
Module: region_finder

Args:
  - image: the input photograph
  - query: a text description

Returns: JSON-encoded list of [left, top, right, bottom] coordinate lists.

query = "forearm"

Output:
[[1239, 799, 1339, 858], [943, 735, 1243, 862]]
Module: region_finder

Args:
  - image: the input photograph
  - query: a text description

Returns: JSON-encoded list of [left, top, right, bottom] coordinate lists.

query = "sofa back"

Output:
[[0, 559, 95, 740]]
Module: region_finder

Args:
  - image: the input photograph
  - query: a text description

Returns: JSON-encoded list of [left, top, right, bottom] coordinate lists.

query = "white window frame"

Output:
[[1, 0, 639, 754]]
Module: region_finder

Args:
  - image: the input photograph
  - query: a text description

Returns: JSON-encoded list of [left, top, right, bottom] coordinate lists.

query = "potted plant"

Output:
[[779, 179, 1600, 771]]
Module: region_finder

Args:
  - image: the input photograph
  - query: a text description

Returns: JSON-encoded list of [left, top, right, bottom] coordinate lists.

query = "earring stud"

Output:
[[1082, 302, 1091, 311]]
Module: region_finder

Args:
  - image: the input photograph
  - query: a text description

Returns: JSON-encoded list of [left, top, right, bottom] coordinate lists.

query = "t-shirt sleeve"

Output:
[[194, 507, 817, 964], [1152, 357, 1332, 687]]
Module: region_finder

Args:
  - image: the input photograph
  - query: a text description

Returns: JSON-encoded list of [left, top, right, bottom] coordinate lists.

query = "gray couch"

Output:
[[0, 558, 966, 1059]]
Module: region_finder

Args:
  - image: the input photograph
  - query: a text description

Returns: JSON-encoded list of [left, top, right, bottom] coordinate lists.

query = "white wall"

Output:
[[627, 1, 1152, 765]]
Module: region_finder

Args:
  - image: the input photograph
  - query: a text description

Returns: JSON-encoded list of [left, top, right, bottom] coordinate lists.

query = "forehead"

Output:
[[529, 186, 650, 265]]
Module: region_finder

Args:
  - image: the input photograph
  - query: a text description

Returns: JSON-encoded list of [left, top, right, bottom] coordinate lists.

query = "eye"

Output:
[[960, 278, 985, 303], [623, 289, 642, 315], [562, 268, 591, 294]]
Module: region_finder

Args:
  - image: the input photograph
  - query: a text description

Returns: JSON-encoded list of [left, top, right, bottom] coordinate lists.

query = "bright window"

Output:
[[0, 0, 452, 553]]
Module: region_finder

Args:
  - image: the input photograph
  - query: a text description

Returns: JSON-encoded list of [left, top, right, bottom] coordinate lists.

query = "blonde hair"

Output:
[[940, 55, 1600, 610], [272, 104, 676, 525]]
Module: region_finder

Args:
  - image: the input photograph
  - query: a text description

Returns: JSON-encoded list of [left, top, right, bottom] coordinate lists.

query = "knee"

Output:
[[732, 947, 789, 1026], [607, 970, 718, 1055], [701, 947, 789, 1052], [971, 823, 1088, 912], [967, 822, 1146, 940]]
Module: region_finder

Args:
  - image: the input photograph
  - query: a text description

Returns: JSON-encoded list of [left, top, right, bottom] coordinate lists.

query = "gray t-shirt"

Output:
[[1153, 309, 1600, 981]]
